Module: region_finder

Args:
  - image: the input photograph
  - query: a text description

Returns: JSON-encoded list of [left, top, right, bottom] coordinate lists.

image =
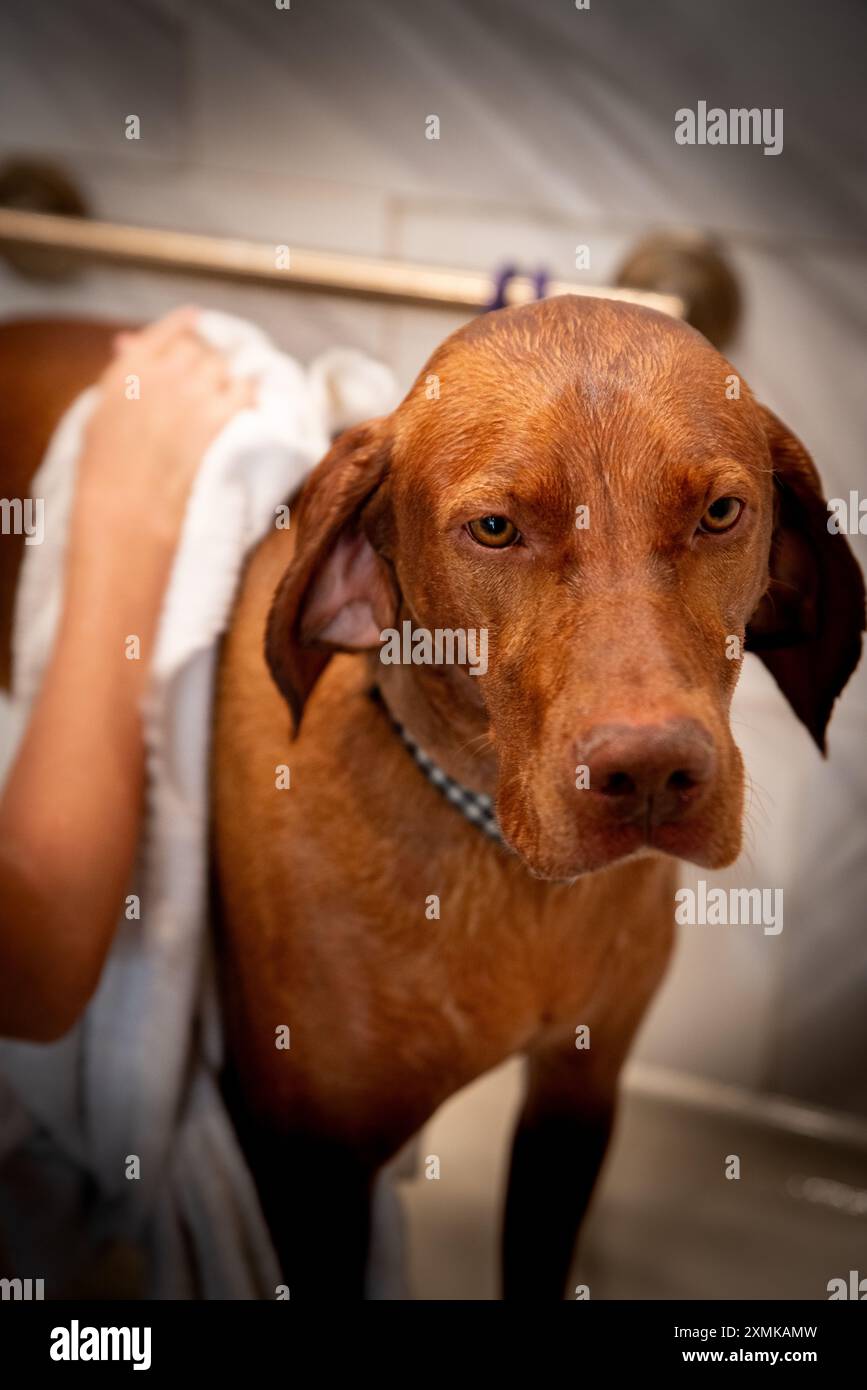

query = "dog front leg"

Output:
[[243, 1126, 376, 1301], [501, 1042, 618, 1301]]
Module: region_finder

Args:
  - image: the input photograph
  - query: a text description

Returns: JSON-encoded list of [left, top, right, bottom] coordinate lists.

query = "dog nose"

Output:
[[580, 720, 715, 827]]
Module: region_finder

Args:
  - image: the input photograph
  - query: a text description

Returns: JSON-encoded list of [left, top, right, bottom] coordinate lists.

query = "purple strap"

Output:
[[486, 264, 549, 312]]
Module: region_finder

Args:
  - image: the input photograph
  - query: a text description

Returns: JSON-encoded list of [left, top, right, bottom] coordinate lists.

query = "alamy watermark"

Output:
[[827, 492, 867, 534], [0, 497, 44, 545], [827, 1270, 867, 1299], [675, 880, 783, 935], [379, 621, 488, 676], [0, 1276, 44, 1299], [675, 102, 783, 156], [50, 1320, 151, 1370]]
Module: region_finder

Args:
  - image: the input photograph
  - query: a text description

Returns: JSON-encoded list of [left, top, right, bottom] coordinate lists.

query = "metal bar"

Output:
[[626, 1061, 867, 1150], [0, 208, 685, 319]]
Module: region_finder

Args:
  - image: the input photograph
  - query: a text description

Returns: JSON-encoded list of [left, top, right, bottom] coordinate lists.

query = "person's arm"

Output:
[[0, 307, 251, 1041]]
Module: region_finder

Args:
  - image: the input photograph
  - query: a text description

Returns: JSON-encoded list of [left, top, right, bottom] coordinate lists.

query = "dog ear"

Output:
[[745, 405, 864, 752], [265, 417, 397, 727]]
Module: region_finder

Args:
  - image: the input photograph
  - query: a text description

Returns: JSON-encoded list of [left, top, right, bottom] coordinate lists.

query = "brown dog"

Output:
[[0, 301, 862, 1301], [211, 296, 864, 1299]]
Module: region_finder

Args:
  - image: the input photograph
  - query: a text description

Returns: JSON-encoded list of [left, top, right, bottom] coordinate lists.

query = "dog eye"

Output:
[[467, 515, 520, 548], [699, 497, 743, 534]]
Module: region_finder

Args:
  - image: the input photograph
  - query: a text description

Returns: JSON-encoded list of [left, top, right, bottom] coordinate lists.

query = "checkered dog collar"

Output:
[[369, 686, 505, 846]]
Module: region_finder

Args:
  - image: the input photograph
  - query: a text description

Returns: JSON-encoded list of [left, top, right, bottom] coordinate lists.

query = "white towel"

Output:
[[0, 312, 402, 1298]]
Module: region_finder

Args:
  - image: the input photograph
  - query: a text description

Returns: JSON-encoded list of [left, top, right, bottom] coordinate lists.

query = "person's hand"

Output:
[[71, 306, 253, 571]]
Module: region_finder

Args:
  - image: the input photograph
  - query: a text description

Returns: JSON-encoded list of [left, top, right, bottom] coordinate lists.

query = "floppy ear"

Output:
[[265, 417, 397, 727], [745, 405, 865, 752]]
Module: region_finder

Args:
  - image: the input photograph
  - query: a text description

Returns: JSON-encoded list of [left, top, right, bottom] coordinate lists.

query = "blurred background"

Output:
[[1, 0, 865, 1297]]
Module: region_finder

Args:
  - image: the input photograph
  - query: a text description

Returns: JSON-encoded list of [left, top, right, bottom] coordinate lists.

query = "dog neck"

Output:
[[370, 659, 497, 796], [369, 685, 506, 846]]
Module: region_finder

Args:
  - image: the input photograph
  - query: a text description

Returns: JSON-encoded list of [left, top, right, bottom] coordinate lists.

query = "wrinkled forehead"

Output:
[[391, 298, 767, 502]]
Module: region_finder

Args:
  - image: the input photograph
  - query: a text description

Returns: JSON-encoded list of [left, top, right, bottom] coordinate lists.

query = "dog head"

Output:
[[266, 297, 864, 880]]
